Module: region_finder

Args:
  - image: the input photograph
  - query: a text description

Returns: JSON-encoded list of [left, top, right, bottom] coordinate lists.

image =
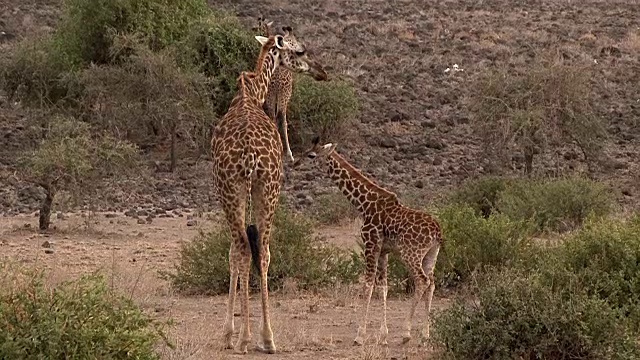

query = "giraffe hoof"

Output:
[[402, 334, 412, 344], [353, 336, 365, 346], [234, 340, 249, 354], [222, 333, 234, 349], [256, 343, 277, 354]]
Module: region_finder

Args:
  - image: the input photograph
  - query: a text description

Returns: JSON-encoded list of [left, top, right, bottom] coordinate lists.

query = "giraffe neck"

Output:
[[324, 152, 398, 214], [238, 46, 280, 108]]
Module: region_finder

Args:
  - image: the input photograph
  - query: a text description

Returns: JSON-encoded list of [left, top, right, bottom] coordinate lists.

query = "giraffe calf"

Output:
[[294, 136, 443, 345]]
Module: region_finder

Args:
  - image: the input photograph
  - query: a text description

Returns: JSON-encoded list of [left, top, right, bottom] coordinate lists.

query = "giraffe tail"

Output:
[[246, 224, 261, 273]]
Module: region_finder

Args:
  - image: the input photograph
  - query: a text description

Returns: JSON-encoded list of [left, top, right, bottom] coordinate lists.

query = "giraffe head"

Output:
[[293, 135, 337, 168], [255, 35, 328, 81], [254, 17, 328, 81]]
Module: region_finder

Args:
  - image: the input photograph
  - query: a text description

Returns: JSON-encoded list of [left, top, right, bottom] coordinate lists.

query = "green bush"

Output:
[[56, 0, 209, 65], [178, 14, 258, 116], [497, 177, 613, 232], [433, 269, 640, 360], [446, 176, 510, 218], [434, 204, 534, 287], [0, 268, 166, 359], [544, 215, 640, 330], [288, 76, 359, 147], [79, 39, 216, 161], [309, 191, 359, 225], [0, 36, 79, 106], [169, 207, 362, 295], [1, 0, 209, 106]]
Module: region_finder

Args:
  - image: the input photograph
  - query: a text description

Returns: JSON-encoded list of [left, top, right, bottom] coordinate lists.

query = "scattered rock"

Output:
[[425, 138, 446, 150], [379, 137, 397, 148], [124, 209, 137, 217], [44, 248, 54, 254], [186, 219, 198, 227], [414, 180, 424, 189], [137, 218, 146, 225], [105, 213, 117, 218], [41, 240, 53, 248], [432, 156, 443, 166]]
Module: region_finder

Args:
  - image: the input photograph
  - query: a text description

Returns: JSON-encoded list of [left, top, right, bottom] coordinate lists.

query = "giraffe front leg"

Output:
[[277, 110, 294, 163], [376, 253, 389, 346], [354, 232, 381, 346]]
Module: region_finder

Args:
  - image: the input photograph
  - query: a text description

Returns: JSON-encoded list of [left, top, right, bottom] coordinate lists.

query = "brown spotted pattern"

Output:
[[295, 138, 443, 346], [211, 34, 327, 355]]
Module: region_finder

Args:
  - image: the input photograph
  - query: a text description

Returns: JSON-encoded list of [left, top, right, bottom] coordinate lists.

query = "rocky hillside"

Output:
[[1, 0, 639, 216]]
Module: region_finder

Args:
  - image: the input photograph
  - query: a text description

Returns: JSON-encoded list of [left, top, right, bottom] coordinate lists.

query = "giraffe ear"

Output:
[[255, 36, 269, 46], [274, 35, 285, 49]]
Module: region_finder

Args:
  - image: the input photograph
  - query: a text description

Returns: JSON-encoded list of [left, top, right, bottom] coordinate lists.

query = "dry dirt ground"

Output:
[[0, 212, 448, 360]]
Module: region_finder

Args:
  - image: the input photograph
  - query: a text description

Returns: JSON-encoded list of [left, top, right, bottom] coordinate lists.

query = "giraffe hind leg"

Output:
[[400, 250, 429, 344], [219, 182, 252, 354], [252, 180, 280, 354], [421, 244, 440, 341]]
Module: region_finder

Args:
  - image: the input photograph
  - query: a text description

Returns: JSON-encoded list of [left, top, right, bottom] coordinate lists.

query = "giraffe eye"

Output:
[[308, 152, 317, 159], [295, 50, 305, 56]]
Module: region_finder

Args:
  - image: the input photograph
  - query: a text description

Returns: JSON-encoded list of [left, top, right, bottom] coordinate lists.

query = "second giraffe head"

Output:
[[292, 135, 337, 168], [255, 35, 328, 81]]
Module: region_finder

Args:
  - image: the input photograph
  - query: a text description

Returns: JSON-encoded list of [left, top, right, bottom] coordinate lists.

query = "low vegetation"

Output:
[[497, 176, 613, 232], [433, 215, 640, 359], [433, 269, 640, 360], [169, 207, 362, 295], [433, 204, 534, 287], [0, 267, 167, 359], [447, 175, 613, 233]]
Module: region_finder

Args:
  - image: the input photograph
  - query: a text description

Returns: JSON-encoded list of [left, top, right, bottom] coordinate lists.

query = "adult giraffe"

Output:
[[211, 35, 327, 354]]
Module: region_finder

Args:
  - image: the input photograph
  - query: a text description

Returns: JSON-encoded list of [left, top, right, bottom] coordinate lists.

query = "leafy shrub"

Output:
[[434, 204, 533, 287], [544, 215, 640, 330], [55, 0, 209, 65], [169, 207, 362, 295], [178, 14, 258, 116], [79, 39, 216, 163], [0, 268, 166, 359], [0, 36, 79, 106], [18, 116, 139, 229], [288, 76, 359, 147], [309, 191, 359, 225], [470, 58, 607, 173], [446, 176, 509, 217], [497, 177, 613, 232], [433, 269, 640, 360]]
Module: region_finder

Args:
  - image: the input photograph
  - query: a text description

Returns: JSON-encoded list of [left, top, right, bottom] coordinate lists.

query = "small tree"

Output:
[[79, 37, 215, 169], [470, 57, 607, 174], [18, 116, 139, 230]]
